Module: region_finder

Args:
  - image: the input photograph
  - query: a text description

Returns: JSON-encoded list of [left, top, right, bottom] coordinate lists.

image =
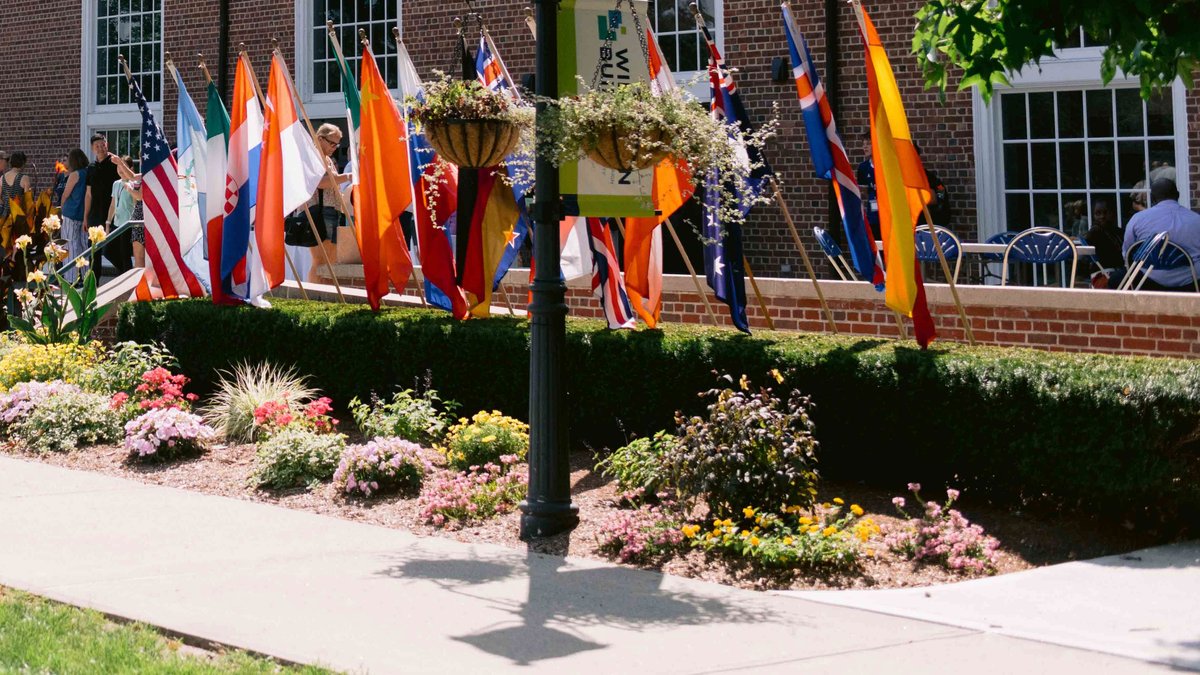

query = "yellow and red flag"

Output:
[[854, 1, 936, 346], [357, 43, 414, 310]]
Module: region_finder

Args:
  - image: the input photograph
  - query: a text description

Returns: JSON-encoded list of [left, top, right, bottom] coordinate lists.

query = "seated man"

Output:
[[1122, 178, 1200, 291]]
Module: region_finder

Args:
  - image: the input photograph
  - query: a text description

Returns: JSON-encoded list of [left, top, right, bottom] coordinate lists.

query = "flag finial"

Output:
[[326, 19, 335, 33], [359, 28, 369, 46]]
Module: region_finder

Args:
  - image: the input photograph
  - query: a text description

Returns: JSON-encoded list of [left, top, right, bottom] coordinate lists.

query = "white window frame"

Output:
[[973, 47, 1190, 238], [648, 0, 724, 100], [295, 2, 403, 121], [79, 0, 163, 152]]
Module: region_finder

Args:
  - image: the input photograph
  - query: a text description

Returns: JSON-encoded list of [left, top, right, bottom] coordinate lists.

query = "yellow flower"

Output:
[[833, 497, 844, 505], [782, 536, 793, 545], [74, 257, 90, 270], [749, 536, 761, 546], [739, 530, 750, 539], [850, 504, 864, 517], [41, 215, 61, 233], [26, 270, 46, 284], [799, 516, 813, 525], [738, 374, 750, 390], [15, 289, 34, 305], [44, 243, 68, 263], [87, 226, 107, 244], [721, 519, 733, 527], [822, 526, 838, 536], [480, 434, 496, 443], [754, 515, 763, 525], [742, 506, 757, 518], [769, 368, 784, 384], [680, 524, 700, 538]]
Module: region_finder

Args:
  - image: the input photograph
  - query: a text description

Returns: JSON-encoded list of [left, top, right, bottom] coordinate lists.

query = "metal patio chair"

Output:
[[1001, 227, 1078, 287]]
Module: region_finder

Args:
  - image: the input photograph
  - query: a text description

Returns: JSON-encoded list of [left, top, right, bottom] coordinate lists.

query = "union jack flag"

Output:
[[782, 2, 883, 286], [586, 217, 635, 329], [131, 75, 206, 299]]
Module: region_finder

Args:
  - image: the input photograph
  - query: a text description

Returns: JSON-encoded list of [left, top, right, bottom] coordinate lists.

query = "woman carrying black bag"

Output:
[[294, 123, 352, 283]]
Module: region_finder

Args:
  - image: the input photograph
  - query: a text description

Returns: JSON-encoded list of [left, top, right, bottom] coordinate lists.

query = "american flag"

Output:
[[586, 217, 635, 330], [782, 2, 882, 286], [131, 75, 205, 299]]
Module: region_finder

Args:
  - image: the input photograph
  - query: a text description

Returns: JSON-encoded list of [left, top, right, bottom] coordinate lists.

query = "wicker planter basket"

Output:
[[584, 124, 672, 173], [424, 119, 521, 169]]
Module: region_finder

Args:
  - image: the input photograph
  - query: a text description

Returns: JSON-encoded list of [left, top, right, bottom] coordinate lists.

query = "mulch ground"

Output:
[[12, 442, 1157, 591]]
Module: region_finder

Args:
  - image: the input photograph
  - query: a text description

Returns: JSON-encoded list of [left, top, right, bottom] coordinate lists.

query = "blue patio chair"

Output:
[[1118, 233, 1198, 291], [914, 225, 963, 284], [1001, 227, 1078, 286], [813, 226, 856, 281], [978, 231, 1018, 284]]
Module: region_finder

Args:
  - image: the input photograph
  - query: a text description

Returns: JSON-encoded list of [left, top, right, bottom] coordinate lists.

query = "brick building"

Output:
[[2, 0, 1196, 279]]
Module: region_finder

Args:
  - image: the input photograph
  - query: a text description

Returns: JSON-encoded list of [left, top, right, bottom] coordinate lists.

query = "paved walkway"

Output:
[[0, 456, 1193, 674]]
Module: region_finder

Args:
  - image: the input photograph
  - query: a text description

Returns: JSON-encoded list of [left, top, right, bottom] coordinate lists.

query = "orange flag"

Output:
[[855, 1, 936, 346], [357, 44, 414, 310], [624, 160, 693, 328]]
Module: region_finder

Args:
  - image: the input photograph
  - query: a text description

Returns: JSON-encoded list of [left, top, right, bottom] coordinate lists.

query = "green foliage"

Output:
[[670, 374, 819, 518], [0, 341, 105, 390], [0, 588, 333, 674], [690, 503, 879, 571], [118, 299, 1200, 528], [251, 427, 347, 490], [9, 235, 115, 345], [441, 410, 529, 471], [8, 388, 120, 453], [913, 0, 1200, 100], [349, 386, 455, 444], [76, 341, 178, 395], [408, 75, 532, 126], [202, 362, 317, 443], [596, 431, 680, 494]]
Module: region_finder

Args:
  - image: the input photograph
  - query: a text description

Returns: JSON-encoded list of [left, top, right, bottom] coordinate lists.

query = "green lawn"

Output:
[[0, 588, 335, 674]]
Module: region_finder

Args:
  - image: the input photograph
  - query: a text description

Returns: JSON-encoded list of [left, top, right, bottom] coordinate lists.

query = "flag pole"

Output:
[[921, 208, 976, 345], [773, 179, 839, 333], [243, 44, 345, 303], [691, 4, 835, 334], [198, 53, 214, 85], [523, 7, 537, 40], [663, 218, 723, 327], [741, 257, 775, 330]]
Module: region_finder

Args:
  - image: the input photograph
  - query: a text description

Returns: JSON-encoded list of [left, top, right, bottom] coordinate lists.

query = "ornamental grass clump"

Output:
[[123, 408, 216, 463], [687, 500, 878, 571], [333, 438, 431, 498], [885, 484, 1001, 575], [348, 387, 455, 445], [669, 372, 819, 518], [251, 428, 347, 490], [418, 455, 527, 528], [203, 362, 318, 442], [440, 410, 529, 472]]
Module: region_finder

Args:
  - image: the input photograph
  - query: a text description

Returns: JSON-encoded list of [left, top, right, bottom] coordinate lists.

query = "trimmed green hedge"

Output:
[[118, 299, 1200, 528]]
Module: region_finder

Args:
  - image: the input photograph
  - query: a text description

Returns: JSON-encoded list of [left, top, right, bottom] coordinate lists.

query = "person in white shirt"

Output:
[[1122, 178, 1200, 291]]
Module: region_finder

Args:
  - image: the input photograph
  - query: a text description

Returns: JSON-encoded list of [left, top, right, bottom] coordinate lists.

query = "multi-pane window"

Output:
[[648, 0, 716, 74], [92, 129, 142, 171], [999, 88, 1176, 236], [96, 0, 162, 105], [312, 0, 399, 95]]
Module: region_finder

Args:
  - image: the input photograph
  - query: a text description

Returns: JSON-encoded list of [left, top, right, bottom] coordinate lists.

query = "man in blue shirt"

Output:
[[1123, 178, 1200, 291]]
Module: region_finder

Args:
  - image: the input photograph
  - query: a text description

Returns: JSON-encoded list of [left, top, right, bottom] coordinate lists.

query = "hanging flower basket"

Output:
[[424, 119, 522, 169], [583, 123, 673, 173], [408, 77, 532, 170]]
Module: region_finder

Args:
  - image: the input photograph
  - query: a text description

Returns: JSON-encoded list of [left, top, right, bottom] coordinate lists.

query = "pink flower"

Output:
[[907, 482, 921, 492], [892, 497, 906, 508], [947, 488, 960, 501]]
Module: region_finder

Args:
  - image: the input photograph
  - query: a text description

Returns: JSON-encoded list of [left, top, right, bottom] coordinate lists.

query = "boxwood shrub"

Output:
[[118, 299, 1200, 529]]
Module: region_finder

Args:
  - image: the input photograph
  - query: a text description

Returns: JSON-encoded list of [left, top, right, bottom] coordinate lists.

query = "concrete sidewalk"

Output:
[[0, 456, 1184, 674]]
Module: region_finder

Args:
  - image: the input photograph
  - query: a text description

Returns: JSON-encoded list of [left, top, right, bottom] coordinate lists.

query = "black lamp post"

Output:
[[520, 0, 579, 539]]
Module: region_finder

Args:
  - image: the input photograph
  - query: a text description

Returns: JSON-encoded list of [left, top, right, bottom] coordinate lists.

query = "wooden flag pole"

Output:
[[662, 218, 722, 327], [772, 180, 839, 333], [198, 53, 214, 84], [243, 43, 346, 303], [741, 257, 775, 330], [920, 208, 976, 345]]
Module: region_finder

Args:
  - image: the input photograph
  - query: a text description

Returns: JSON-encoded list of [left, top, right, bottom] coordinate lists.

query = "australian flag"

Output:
[[702, 26, 770, 334]]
